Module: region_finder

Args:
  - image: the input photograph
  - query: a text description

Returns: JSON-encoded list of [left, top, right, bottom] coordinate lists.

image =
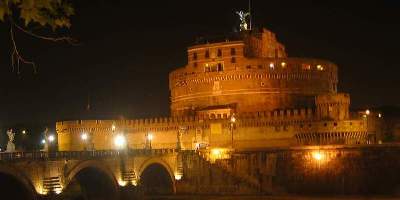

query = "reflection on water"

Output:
[[142, 196, 399, 200]]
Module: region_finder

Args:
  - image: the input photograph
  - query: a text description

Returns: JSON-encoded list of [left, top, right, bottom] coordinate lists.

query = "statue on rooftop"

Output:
[[236, 10, 250, 31]]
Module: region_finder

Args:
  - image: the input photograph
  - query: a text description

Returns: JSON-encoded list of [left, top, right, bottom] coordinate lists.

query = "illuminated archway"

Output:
[[0, 165, 36, 200], [138, 159, 175, 195], [63, 160, 119, 200]]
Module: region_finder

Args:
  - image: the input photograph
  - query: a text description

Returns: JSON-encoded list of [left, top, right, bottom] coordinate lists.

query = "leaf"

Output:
[[0, 2, 11, 21], [1, 0, 74, 30]]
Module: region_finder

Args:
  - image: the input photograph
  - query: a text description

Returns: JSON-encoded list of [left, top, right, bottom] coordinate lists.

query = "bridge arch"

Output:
[[138, 157, 176, 194], [64, 160, 119, 200], [0, 164, 37, 199]]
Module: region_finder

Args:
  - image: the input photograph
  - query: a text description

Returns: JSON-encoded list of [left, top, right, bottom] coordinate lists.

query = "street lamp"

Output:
[[81, 132, 88, 141], [114, 134, 126, 149], [81, 132, 89, 150], [48, 135, 55, 143], [230, 114, 236, 149], [147, 133, 153, 149], [364, 109, 371, 143]]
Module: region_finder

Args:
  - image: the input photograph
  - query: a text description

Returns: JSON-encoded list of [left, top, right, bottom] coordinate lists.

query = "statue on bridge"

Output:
[[6, 128, 16, 152]]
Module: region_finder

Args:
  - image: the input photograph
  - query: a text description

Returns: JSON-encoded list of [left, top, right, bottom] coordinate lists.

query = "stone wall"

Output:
[[56, 112, 367, 151], [221, 145, 400, 195], [169, 57, 338, 116]]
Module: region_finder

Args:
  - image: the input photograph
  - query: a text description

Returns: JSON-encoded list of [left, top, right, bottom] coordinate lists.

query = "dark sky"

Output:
[[0, 0, 399, 126]]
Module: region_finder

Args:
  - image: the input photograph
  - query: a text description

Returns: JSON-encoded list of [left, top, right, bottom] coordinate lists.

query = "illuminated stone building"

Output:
[[57, 28, 372, 151]]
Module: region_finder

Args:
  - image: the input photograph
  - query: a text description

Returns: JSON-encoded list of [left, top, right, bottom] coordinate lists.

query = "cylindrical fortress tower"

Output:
[[169, 28, 338, 117], [315, 93, 350, 121]]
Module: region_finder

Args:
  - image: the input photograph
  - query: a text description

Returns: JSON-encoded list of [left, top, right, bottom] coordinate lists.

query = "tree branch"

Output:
[[12, 21, 80, 46], [7, 17, 79, 75], [10, 24, 37, 74]]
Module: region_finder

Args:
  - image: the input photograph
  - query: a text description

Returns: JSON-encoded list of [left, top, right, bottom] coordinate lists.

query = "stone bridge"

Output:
[[0, 149, 185, 200], [1, 145, 400, 199]]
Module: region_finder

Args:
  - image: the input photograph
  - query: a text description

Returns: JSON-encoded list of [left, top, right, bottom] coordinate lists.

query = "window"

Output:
[[193, 52, 197, 60], [230, 48, 236, 55], [257, 65, 263, 69], [217, 49, 222, 57], [231, 57, 236, 63], [246, 65, 251, 69], [193, 62, 197, 67], [204, 63, 223, 72], [205, 50, 210, 58], [217, 63, 223, 71]]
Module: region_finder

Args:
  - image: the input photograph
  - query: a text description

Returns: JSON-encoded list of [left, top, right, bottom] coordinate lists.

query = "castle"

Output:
[[56, 28, 377, 151]]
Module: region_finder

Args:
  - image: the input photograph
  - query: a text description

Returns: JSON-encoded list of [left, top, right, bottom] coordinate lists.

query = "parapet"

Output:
[[56, 107, 317, 134]]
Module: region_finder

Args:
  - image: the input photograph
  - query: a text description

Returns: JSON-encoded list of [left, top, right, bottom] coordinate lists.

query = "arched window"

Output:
[[205, 50, 210, 58]]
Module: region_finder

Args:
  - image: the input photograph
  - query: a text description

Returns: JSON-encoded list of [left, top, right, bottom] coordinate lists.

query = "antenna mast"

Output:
[[249, 0, 252, 30]]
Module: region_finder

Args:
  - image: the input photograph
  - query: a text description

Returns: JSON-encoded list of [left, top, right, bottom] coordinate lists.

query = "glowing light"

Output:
[[209, 148, 231, 163], [317, 65, 324, 70], [147, 133, 153, 141], [365, 109, 370, 115], [230, 115, 236, 123], [38, 189, 48, 195], [378, 113, 382, 118], [114, 134, 126, 148], [112, 124, 116, 131], [174, 173, 183, 180], [48, 135, 55, 142], [41, 139, 46, 144], [54, 188, 62, 194], [81, 133, 88, 141], [22, 130, 26, 134], [118, 179, 127, 186], [281, 62, 286, 67], [211, 148, 221, 156], [131, 180, 138, 186], [269, 62, 275, 68], [312, 151, 324, 161]]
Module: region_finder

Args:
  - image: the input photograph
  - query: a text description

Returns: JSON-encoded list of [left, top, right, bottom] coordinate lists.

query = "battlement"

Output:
[[56, 107, 318, 130]]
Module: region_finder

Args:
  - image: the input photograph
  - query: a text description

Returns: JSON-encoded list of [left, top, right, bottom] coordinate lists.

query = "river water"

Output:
[[142, 195, 399, 200]]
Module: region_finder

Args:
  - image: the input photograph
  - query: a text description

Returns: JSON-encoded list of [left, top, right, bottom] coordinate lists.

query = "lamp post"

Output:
[[230, 114, 236, 149], [364, 109, 371, 143], [81, 132, 88, 150], [147, 133, 153, 150], [47, 134, 55, 152]]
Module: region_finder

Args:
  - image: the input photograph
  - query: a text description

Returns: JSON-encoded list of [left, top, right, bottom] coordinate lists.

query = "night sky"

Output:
[[0, 0, 399, 127]]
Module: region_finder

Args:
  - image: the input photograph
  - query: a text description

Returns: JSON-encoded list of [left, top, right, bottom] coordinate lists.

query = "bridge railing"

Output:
[[0, 149, 180, 161]]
